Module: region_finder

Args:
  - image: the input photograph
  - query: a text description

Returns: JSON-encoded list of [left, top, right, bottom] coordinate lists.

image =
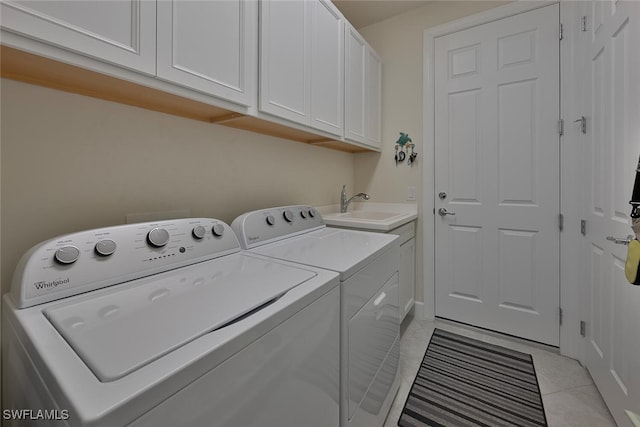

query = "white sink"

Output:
[[322, 208, 417, 231], [334, 211, 403, 221]]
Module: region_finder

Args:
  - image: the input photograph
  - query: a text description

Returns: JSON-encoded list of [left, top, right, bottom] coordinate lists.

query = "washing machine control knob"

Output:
[[283, 210, 294, 223], [95, 239, 117, 256], [266, 215, 276, 226], [212, 223, 225, 237], [55, 246, 80, 264], [308, 209, 316, 218], [300, 210, 308, 219], [147, 228, 170, 247], [192, 225, 206, 239]]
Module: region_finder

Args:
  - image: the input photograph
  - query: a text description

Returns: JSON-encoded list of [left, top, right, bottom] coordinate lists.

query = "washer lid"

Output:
[[43, 254, 316, 382], [250, 228, 397, 279]]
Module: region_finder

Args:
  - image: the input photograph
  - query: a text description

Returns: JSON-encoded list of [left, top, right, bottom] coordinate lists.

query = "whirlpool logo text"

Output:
[[33, 278, 70, 290]]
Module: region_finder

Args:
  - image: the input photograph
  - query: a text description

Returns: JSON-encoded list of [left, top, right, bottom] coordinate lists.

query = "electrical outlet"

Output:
[[407, 186, 416, 201]]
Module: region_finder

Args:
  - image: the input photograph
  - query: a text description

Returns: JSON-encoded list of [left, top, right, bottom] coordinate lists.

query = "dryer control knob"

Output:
[[300, 210, 308, 219], [192, 225, 206, 239], [55, 246, 80, 264], [212, 223, 225, 237], [283, 210, 294, 223], [95, 239, 117, 256], [266, 215, 276, 226], [147, 228, 170, 247], [308, 209, 316, 218]]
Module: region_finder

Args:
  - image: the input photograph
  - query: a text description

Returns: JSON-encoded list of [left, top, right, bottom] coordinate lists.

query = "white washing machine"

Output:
[[2, 218, 340, 427], [231, 206, 400, 427]]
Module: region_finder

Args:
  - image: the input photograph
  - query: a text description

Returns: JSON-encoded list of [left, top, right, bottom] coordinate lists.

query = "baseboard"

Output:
[[413, 301, 425, 320]]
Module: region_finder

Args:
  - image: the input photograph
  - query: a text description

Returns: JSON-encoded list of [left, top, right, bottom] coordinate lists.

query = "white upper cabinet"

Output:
[[260, 0, 344, 136], [0, 0, 156, 75], [345, 24, 381, 149], [157, 0, 257, 107], [1, 0, 380, 150], [345, 25, 366, 144], [366, 48, 382, 148], [310, 0, 344, 135], [260, 0, 310, 124]]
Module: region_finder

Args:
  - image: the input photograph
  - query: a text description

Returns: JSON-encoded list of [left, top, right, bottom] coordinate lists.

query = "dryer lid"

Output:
[[250, 228, 397, 279], [44, 253, 316, 382]]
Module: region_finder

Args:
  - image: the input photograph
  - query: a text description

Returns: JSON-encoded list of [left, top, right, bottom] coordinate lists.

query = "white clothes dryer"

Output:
[[2, 218, 340, 427], [232, 206, 401, 427]]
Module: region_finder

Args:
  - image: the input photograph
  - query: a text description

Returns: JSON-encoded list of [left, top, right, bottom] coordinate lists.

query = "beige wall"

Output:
[[354, 1, 506, 303], [0, 79, 353, 294]]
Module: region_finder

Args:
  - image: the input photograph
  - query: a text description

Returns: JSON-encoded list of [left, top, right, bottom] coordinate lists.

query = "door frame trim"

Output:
[[422, 1, 583, 359]]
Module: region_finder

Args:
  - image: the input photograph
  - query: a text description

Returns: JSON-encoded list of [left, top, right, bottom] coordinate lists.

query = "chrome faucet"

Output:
[[340, 185, 370, 213]]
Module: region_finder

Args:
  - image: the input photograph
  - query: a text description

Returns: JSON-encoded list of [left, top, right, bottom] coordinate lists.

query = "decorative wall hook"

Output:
[[394, 132, 418, 167]]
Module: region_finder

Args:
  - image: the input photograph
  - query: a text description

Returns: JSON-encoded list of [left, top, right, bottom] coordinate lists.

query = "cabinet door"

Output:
[[399, 238, 415, 321], [259, 0, 311, 125], [157, 0, 257, 107], [310, 0, 343, 136], [344, 25, 366, 143], [0, 0, 155, 74], [366, 48, 382, 148]]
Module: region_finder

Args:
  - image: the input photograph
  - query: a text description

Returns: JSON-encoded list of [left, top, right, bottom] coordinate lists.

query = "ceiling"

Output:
[[332, 0, 433, 29]]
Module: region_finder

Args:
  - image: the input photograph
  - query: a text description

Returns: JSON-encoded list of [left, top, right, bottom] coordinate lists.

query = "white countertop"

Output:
[[316, 202, 418, 231]]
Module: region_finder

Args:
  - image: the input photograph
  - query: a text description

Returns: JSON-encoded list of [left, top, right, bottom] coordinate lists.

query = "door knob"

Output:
[[438, 208, 456, 217], [606, 235, 635, 245]]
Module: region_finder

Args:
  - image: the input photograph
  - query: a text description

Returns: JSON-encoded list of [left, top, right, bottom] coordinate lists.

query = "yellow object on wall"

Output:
[[625, 239, 640, 285]]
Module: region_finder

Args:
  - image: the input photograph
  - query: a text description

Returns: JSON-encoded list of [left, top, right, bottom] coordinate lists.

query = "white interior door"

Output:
[[434, 4, 560, 346], [582, 1, 640, 425]]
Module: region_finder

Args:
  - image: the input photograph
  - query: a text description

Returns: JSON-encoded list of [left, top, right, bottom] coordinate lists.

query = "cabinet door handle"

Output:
[[373, 292, 387, 307]]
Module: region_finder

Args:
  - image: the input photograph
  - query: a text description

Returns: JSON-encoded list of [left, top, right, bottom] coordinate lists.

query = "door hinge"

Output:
[[581, 16, 587, 32], [559, 213, 564, 231], [559, 23, 564, 40], [559, 307, 563, 325], [558, 119, 564, 136], [580, 219, 586, 236], [580, 320, 586, 337]]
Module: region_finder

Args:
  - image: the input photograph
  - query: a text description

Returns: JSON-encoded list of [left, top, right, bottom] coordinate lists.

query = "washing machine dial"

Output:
[[55, 245, 80, 264], [147, 228, 170, 247], [192, 225, 206, 239], [308, 209, 316, 218], [300, 210, 308, 219], [266, 215, 276, 226], [95, 239, 117, 256], [283, 210, 294, 223], [212, 223, 225, 237]]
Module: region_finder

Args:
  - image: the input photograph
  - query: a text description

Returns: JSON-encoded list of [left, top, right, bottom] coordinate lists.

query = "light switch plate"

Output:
[[407, 186, 416, 201]]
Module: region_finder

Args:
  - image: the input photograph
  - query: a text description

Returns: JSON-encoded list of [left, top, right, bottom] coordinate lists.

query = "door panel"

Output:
[[310, 0, 343, 135], [365, 48, 382, 148], [345, 25, 366, 143], [259, 0, 311, 123], [582, 1, 640, 425], [434, 4, 560, 346], [0, 0, 156, 74], [156, 0, 257, 106]]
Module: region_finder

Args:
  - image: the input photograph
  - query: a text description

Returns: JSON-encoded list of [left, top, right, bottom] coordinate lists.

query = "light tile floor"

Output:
[[383, 315, 617, 427]]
